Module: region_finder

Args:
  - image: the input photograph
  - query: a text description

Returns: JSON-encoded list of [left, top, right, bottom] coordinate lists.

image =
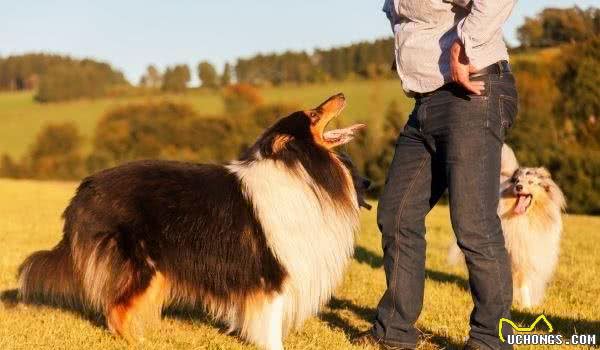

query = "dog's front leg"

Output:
[[265, 295, 285, 350], [520, 282, 532, 308]]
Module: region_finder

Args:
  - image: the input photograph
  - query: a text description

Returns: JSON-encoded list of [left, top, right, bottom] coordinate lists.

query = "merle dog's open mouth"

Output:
[[514, 194, 532, 214]]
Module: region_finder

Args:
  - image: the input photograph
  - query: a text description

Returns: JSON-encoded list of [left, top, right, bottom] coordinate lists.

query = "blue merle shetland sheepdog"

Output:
[[17, 93, 369, 350]]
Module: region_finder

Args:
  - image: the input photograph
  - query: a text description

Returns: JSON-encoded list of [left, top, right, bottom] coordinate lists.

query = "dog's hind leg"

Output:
[[107, 272, 167, 342]]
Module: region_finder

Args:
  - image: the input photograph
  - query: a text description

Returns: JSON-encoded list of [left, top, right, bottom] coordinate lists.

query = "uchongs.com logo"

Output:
[[499, 315, 597, 346]]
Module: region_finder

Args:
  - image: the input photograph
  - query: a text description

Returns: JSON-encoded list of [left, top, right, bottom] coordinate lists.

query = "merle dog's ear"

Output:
[[500, 144, 519, 182], [536, 167, 551, 179]]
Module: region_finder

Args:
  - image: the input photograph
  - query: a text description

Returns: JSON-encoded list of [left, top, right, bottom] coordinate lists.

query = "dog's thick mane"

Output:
[[229, 146, 360, 332], [241, 115, 355, 210]]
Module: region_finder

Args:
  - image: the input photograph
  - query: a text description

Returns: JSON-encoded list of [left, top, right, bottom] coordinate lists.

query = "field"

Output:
[[0, 79, 412, 158], [0, 179, 598, 349]]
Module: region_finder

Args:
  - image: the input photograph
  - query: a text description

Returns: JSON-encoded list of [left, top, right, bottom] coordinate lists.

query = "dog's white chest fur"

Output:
[[228, 160, 359, 332], [502, 213, 562, 274]]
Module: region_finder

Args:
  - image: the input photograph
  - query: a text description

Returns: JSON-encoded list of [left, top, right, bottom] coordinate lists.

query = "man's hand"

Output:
[[450, 39, 484, 95]]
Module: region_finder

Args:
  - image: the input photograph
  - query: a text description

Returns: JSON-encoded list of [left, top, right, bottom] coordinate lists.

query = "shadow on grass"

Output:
[[1, 289, 232, 332], [0, 288, 105, 328], [510, 309, 600, 337], [352, 247, 600, 346], [354, 245, 469, 291], [321, 297, 463, 349]]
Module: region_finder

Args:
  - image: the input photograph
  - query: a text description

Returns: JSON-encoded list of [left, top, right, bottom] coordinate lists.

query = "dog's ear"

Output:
[[500, 144, 519, 183], [541, 176, 567, 211], [271, 134, 294, 153], [537, 167, 552, 179]]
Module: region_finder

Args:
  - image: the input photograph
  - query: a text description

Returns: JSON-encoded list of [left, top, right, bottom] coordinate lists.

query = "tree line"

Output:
[[0, 54, 127, 101], [234, 38, 394, 85]]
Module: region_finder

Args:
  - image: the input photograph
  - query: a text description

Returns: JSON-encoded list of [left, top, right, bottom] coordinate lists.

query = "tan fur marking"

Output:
[[272, 135, 293, 153], [107, 272, 167, 342]]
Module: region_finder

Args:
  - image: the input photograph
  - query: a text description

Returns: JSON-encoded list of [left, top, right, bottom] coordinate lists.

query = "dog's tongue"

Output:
[[514, 195, 531, 215]]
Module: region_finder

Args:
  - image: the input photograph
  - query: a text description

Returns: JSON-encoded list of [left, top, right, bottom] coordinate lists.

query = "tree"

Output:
[[345, 100, 405, 195], [0, 154, 21, 178], [0, 53, 125, 92], [89, 101, 240, 170], [26, 122, 85, 179], [556, 36, 600, 124], [516, 7, 599, 47], [139, 64, 162, 88], [517, 17, 544, 48], [221, 63, 232, 86], [161, 64, 190, 92], [34, 60, 126, 102], [198, 61, 218, 88], [223, 83, 264, 114], [92, 101, 196, 166]]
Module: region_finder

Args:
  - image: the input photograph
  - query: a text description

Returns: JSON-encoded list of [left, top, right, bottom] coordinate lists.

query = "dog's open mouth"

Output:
[[323, 123, 366, 146], [514, 194, 532, 215], [312, 93, 366, 148]]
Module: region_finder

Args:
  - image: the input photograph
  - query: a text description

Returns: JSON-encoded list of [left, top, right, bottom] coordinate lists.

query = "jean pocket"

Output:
[[499, 94, 518, 129]]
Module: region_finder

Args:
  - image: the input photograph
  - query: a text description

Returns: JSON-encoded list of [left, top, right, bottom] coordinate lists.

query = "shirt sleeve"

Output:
[[382, 0, 397, 33], [456, 0, 516, 69]]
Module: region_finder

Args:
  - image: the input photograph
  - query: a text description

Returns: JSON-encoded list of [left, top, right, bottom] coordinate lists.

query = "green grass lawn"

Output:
[[0, 79, 412, 159], [0, 178, 598, 349]]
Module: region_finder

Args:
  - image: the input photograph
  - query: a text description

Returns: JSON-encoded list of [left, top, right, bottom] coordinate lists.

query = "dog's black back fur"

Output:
[[62, 160, 287, 306]]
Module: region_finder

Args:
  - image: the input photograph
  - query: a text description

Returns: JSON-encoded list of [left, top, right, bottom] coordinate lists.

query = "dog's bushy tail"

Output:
[[18, 240, 80, 306]]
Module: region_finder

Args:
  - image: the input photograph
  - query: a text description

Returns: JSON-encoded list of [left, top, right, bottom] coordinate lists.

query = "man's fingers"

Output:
[[460, 77, 485, 95], [451, 67, 485, 95]]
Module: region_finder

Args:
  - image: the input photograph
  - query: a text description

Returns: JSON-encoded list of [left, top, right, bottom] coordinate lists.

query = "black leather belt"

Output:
[[469, 60, 511, 78], [413, 60, 511, 99]]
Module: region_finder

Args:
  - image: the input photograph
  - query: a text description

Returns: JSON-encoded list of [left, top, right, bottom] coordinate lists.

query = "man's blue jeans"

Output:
[[372, 73, 518, 350]]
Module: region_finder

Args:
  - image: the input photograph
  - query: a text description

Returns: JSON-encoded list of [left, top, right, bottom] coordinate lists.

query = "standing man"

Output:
[[357, 1, 518, 349]]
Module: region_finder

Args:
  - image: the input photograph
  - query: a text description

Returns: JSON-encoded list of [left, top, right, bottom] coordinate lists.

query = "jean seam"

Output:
[[477, 80, 505, 349], [385, 152, 429, 341]]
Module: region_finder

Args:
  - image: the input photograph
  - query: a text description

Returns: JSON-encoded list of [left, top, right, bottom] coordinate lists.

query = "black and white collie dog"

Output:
[[18, 93, 369, 350]]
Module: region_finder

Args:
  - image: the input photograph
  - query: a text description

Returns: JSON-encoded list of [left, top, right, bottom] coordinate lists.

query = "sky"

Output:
[[1, 0, 597, 84]]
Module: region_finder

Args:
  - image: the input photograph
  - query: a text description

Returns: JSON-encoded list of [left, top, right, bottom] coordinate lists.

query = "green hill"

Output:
[[0, 80, 412, 159]]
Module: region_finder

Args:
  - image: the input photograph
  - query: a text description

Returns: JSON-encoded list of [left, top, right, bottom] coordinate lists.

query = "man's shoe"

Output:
[[353, 331, 413, 349]]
